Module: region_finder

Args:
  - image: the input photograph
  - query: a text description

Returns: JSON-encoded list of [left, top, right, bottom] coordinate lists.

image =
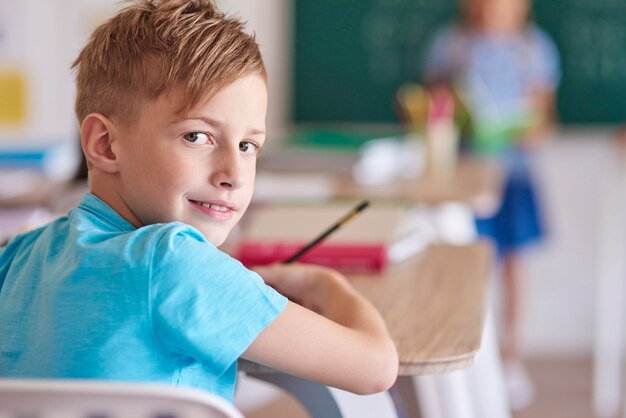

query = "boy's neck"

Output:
[[89, 176, 143, 229]]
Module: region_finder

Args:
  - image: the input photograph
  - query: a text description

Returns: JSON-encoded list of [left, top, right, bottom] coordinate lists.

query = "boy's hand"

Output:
[[253, 263, 348, 315], [246, 262, 399, 394]]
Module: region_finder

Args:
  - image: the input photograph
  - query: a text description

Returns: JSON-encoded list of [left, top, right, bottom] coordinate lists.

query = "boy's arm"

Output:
[[242, 264, 399, 394]]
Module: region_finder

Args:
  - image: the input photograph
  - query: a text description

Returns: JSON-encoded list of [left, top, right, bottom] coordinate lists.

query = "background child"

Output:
[[0, 0, 398, 403], [422, 0, 561, 410]]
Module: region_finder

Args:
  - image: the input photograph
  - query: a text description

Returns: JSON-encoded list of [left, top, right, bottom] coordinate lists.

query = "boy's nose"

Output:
[[210, 150, 245, 190]]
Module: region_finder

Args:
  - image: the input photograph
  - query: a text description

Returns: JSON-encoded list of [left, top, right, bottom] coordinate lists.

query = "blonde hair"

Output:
[[72, 0, 266, 128]]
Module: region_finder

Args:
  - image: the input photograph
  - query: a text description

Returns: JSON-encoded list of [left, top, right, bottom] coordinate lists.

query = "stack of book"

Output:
[[0, 140, 78, 180], [236, 200, 431, 273], [0, 141, 79, 205]]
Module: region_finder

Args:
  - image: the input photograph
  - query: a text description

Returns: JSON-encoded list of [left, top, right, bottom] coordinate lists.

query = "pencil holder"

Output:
[[424, 87, 459, 178]]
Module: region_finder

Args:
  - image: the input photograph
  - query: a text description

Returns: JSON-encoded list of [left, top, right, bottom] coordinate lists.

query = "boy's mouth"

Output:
[[189, 199, 236, 221], [192, 201, 229, 211]]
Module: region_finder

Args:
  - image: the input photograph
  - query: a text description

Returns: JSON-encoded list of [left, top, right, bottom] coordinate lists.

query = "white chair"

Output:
[[0, 379, 244, 418]]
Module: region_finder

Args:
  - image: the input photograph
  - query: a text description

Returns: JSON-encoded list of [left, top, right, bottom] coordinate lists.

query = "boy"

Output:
[[0, 0, 398, 402]]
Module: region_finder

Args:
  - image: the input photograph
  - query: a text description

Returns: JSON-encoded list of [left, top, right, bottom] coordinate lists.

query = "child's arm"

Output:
[[519, 88, 558, 148], [242, 263, 399, 394], [520, 30, 561, 148]]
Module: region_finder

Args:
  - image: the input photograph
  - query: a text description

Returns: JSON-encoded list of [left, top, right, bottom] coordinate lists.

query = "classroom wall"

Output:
[[0, 1, 79, 143], [522, 130, 615, 356], [216, 0, 291, 137], [6, 1, 616, 357], [0, 1, 289, 145]]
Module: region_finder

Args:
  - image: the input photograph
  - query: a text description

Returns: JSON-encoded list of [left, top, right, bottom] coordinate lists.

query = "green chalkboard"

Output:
[[294, 0, 626, 124]]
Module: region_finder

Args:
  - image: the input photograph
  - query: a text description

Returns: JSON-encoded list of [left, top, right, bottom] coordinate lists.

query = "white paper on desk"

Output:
[[253, 172, 335, 202], [352, 136, 425, 186], [387, 203, 477, 264], [429, 203, 477, 245], [387, 206, 437, 263]]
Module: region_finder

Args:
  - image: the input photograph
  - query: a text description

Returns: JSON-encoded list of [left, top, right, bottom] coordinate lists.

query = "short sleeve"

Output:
[[0, 243, 9, 290], [148, 224, 287, 376], [530, 26, 562, 90], [0, 231, 37, 291]]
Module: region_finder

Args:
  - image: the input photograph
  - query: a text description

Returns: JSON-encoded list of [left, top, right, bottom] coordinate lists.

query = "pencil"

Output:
[[283, 200, 370, 264]]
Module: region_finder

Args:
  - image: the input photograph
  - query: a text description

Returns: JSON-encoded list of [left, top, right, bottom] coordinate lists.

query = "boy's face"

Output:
[[112, 74, 267, 246]]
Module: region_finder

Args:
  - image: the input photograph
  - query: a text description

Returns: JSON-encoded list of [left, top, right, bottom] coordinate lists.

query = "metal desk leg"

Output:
[[466, 308, 512, 418], [390, 376, 430, 418], [248, 373, 399, 418], [390, 374, 443, 418], [329, 387, 399, 418], [432, 370, 476, 418], [248, 373, 343, 418], [412, 375, 444, 418], [426, 202, 509, 418], [393, 373, 474, 418], [388, 373, 479, 418]]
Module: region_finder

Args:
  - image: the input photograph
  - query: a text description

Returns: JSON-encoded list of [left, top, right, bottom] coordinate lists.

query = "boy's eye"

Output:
[[183, 132, 210, 145], [239, 141, 259, 154]]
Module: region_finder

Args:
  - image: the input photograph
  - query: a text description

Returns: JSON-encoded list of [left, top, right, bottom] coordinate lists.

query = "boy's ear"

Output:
[[80, 113, 120, 174]]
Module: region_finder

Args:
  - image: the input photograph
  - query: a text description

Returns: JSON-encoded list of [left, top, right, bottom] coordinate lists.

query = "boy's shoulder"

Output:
[[147, 221, 234, 273], [73, 196, 226, 272], [0, 216, 65, 259], [2, 193, 247, 283], [0, 216, 67, 289], [71, 193, 211, 249]]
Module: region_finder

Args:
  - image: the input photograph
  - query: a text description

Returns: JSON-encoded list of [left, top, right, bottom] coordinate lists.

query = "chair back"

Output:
[[0, 379, 244, 418]]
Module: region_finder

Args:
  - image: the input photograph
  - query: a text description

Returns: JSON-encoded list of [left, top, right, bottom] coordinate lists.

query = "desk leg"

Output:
[[593, 166, 626, 418], [329, 387, 399, 418], [391, 374, 474, 418], [425, 202, 509, 418], [248, 373, 342, 418], [410, 329, 506, 418], [432, 371, 476, 418], [466, 308, 511, 418], [391, 375, 441, 418], [393, 366, 506, 418], [248, 373, 399, 418], [412, 376, 443, 418]]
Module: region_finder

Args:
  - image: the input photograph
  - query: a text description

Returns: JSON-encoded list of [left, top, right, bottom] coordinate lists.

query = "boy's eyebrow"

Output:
[[179, 116, 266, 135]]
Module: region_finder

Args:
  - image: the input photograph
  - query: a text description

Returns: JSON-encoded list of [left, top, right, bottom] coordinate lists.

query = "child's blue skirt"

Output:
[[475, 149, 545, 258]]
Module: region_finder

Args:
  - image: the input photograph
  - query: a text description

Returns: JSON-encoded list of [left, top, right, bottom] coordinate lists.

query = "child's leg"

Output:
[[500, 253, 535, 411], [501, 254, 520, 362]]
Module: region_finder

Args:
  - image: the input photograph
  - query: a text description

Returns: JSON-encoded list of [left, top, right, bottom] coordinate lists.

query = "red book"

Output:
[[236, 201, 422, 273]]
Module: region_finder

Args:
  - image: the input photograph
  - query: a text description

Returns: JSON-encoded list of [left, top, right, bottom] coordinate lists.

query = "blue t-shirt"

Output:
[[0, 193, 287, 401]]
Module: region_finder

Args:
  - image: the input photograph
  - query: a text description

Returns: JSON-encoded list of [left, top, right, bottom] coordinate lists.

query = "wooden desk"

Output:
[[242, 155, 506, 417], [240, 243, 492, 376], [258, 156, 503, 217], [240, 242, 495, 418], [334, 157, 503, 218], [254, 156, 501, 363], [349, 242, 492, 375]]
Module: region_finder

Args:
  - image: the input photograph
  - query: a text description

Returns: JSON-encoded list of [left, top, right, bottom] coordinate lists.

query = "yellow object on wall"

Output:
[[0, 70, 27, 125]]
